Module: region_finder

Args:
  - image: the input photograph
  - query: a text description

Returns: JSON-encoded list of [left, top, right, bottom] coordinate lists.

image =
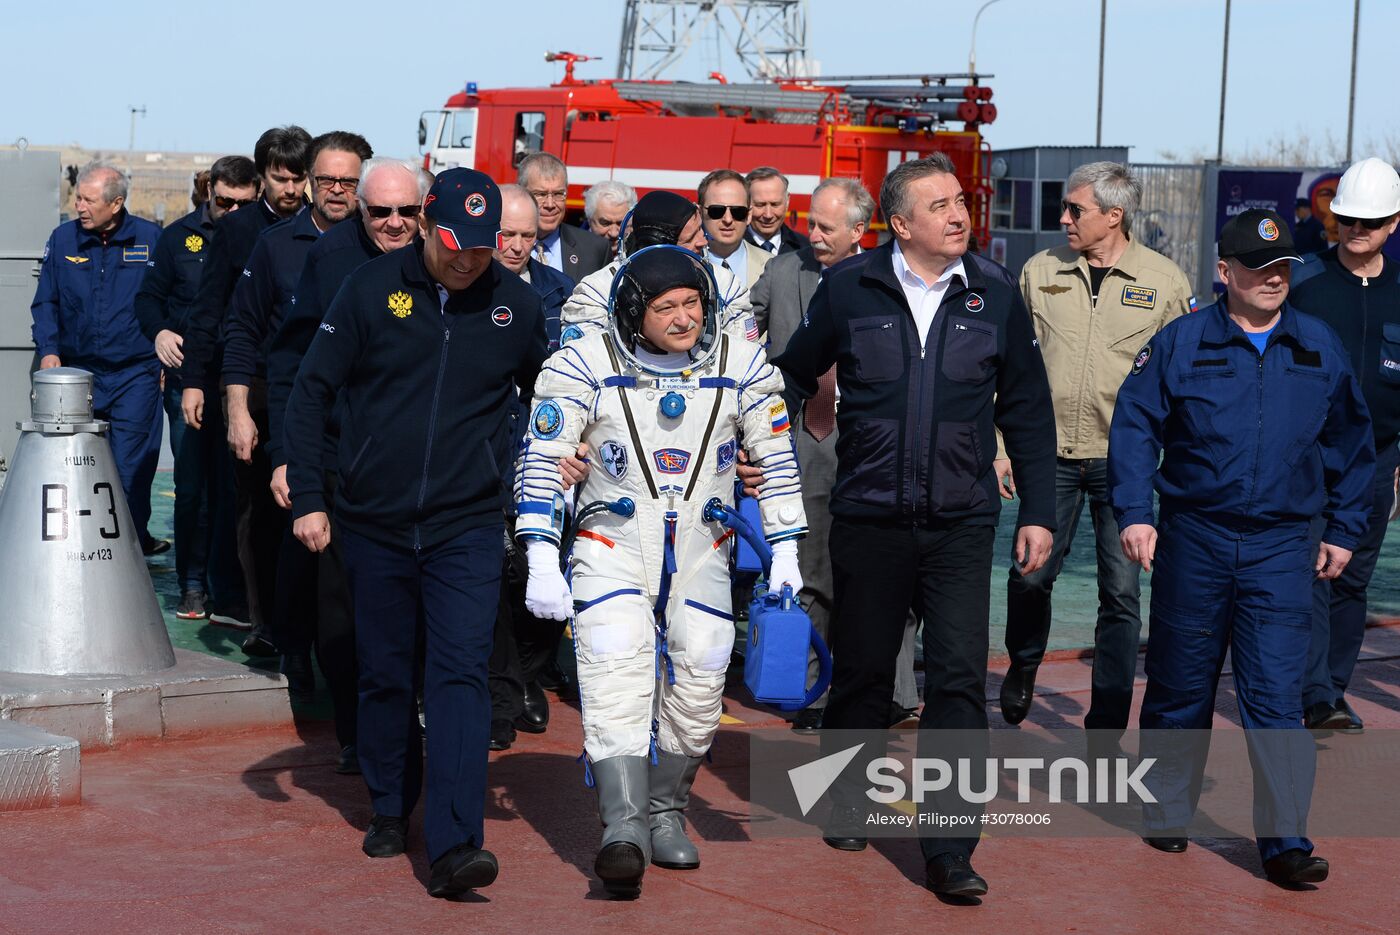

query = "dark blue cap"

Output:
[[423, 167, 501, 251]]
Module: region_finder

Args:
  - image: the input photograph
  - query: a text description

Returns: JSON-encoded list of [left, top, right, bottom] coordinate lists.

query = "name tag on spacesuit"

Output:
[[655, 376, 701, 391]]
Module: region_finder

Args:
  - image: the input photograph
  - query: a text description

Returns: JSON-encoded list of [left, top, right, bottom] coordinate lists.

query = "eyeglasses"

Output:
[[705, 204, 750, 222], [1060, 199, 1101, 221], [364, 203, 422, 220], [314, 175, 360, 192], [1333, 213, 1393, 230], [529, 189, 568, 205], [213, 195, 256, 210]]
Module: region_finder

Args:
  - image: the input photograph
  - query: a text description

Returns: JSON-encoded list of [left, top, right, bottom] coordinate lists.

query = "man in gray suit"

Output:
[[751, 177, 878, 731]]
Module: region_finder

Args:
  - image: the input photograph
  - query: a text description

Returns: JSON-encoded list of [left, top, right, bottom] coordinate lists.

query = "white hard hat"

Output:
[[1329, 157, 1400, 219]]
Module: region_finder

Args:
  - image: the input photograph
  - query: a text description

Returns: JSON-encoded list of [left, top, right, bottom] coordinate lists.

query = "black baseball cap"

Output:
[[1218, 208, 1303, 269], [423, 167, 501, 251]]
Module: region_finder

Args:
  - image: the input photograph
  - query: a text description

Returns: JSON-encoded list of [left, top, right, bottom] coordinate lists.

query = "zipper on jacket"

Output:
[[414, 326, 452, 551], [910, 313, 938, 519], [1243, 348, 1265, 515]]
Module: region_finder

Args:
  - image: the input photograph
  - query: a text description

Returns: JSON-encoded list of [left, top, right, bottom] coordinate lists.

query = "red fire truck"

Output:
[[417, 53, 998, 243]]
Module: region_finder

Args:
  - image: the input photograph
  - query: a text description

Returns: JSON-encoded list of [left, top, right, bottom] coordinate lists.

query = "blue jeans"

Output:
[[340, 524, 503, 863], [1005, 457, 1142, 730], [1305, 440, 1398, 708]]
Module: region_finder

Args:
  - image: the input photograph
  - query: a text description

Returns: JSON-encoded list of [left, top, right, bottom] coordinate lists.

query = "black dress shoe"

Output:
[[362, 815, 408, 858], [428, 844, 499, 897], [925, 854, 988, 897], [791, 707, 824, 734], [1263, 848, 1329, 886], [1144, 836, 1189, 853], [888, 702, 919, 728], [1000, 663, 1038, 725], [335, 745, 361, 775], [1336, 698, 1364, 733], [822, 805, 868, 851], [242, 630, 279, 658], [536, 660, 569, 692], [489, 718, 515, 751], [142, 538, 171, 557], [1304, 701, 1351, 731], [516, 681, 549, 734]]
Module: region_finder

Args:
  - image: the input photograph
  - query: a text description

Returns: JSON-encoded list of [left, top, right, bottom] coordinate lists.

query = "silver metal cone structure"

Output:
[[0, 368, 174, 676]]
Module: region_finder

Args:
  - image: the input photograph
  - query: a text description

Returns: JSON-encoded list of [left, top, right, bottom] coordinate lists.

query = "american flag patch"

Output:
[[745, 315, 760, 341], [1188, 295, 1199, 313]]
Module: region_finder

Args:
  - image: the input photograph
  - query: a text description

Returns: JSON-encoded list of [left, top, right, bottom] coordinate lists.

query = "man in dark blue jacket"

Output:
[[263, 156, 426, 771], [284, 168, 547, 898], [220, 131, 371, 659], [133, 155, 259, 619], [31, 161, 165, 555], [1289, 157, 1400, 733], [179, 125, 311, 628], [774, 154, 1057, 898], [1108, 209, 1373, 886]]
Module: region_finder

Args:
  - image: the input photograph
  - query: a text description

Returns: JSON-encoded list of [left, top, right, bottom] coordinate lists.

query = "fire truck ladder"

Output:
[[611, 76, 994, 126]]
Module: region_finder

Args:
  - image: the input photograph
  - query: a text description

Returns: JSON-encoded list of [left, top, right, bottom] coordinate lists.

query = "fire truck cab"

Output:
[[417, 61, 998, 244]]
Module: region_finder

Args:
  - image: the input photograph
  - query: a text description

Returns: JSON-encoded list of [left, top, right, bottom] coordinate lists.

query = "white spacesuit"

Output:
[[514, 246, 805, 898]]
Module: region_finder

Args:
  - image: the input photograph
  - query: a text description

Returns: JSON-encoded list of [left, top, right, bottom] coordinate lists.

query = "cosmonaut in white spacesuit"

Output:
[[559, 190, 762, 347], [514, 246, 806, 898]]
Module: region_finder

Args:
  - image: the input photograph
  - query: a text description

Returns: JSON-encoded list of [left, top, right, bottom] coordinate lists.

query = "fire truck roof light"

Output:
[[466, 81, 478, 95]]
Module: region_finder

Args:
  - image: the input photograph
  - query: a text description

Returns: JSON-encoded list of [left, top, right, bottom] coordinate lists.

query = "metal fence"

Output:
[[1130, 162, 1206, 295]]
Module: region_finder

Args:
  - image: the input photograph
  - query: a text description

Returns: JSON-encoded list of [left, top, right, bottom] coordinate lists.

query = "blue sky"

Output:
[[3, 0, 1394, 164]]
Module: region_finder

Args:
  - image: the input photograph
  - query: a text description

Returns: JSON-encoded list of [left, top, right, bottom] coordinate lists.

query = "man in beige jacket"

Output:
[[999, 162, 1193, 733]]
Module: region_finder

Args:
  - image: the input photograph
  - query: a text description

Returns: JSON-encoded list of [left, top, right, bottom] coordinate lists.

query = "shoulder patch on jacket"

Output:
[[1131, 344, 1152, 374]]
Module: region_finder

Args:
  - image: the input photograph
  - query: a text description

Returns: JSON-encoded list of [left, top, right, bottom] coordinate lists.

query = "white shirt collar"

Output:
[[707, 237, 749, 274], [749, 227, 779, 252], [891, 240, 965, 291]]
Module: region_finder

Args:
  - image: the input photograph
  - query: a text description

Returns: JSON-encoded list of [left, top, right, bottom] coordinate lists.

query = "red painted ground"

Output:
[[3, 624, 1399, 934]]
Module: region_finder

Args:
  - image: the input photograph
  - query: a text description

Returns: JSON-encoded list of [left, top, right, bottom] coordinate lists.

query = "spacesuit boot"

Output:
[[649, 750, 704, 869], [592, 755, 652, 898]]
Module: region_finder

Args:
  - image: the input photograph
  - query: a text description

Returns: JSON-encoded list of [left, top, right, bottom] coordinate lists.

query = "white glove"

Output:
[[767, 539, 804, 595], [524, 539, 573, 621]]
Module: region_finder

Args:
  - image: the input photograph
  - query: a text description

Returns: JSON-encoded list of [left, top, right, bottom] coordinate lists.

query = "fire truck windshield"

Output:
[[440, 110, 476, 149]]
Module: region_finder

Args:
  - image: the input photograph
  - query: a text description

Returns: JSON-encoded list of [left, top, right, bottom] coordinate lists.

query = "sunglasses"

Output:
[[705, 204, 750, 222], [364, 203, 422, 220], [213, 195, 257, 210], [1333, 213, 1392, 230], [1060, 199, 1101, 221]]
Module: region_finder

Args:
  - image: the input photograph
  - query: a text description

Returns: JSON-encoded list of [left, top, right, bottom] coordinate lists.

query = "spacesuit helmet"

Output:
[[607, 245, 721, 375], [619, 190, 702, 259]]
